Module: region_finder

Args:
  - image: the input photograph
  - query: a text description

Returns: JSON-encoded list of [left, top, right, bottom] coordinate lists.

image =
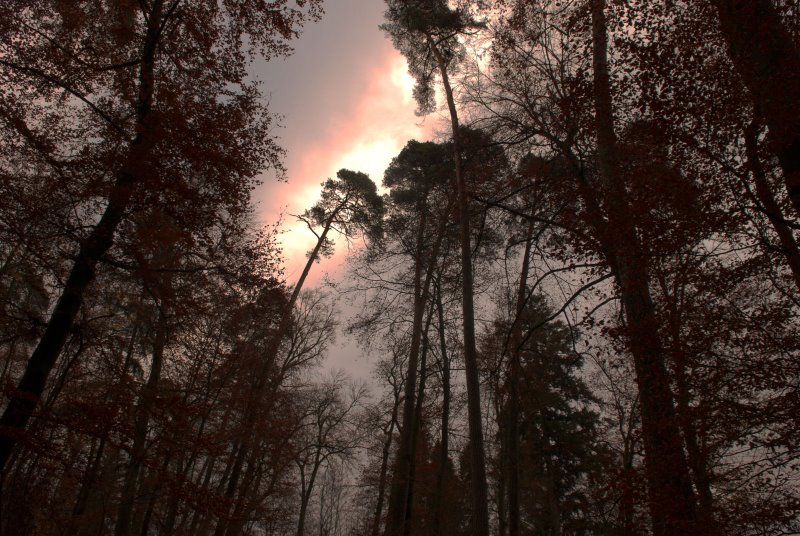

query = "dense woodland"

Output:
[[1, 0, 799, 534]]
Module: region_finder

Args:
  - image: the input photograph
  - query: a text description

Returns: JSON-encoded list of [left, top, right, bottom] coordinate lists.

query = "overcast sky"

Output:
[[251, 0, 441, 377]]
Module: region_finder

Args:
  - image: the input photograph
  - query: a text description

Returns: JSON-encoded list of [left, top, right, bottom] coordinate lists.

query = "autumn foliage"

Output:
[[1, 1, 800, 535]]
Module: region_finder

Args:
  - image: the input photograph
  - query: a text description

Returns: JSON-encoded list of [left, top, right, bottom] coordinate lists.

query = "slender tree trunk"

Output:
[[403, 305, 434, 533], [507, 220, 535, 536], [619, 441, 636, 536], [161, 383, 221, 534], [431, 284, 450, 536], [223, 453, 261, 536], [216, 207, 343, 527], [543, 454, 562, 536], [213, 440, 246, 535], [225, 457, 265, 536], [427, 34, 490, 536], [0, 0, 163, 471], [66, 436, 106, 535], [187, 453, 217, 535], [497, 452, 507, 536], [66, 324, 137, 534], [589, 2, 698, 534], [213, 449, 251, 536], [655, 270, 717, 530], [386, 202, 430, 536], [296, 451, 322, 536], [115, 305, 169, 536], [200, 441, 240, 535], [66, 327, 139, 535], [711, 0, 800, 215], [744, 120, 800, 293], [136, 449, 172, 536], [371, 386, 401, 536], [160, 454, 187, 534], [671, 343, 714, 527], [387, 191, 452, 536]]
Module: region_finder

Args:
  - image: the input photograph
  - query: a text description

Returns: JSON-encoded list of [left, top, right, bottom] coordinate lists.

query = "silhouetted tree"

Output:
[[381, 3, 491, 532], [0, 0, 322, 471]]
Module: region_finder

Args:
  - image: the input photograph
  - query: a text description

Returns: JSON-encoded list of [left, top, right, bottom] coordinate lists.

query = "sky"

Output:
[[254, 0, 440, 280], [252, 0, 442, 377]]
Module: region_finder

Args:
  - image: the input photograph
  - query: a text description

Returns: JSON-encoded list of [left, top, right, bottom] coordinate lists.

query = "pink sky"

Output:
[[254, 0, 439, 286]]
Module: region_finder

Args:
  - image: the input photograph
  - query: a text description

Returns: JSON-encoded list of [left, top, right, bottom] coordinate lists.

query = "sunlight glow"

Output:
[[332, 138, 399, 191], [272, 51, 442, 286], [389, 56, 416, 107]]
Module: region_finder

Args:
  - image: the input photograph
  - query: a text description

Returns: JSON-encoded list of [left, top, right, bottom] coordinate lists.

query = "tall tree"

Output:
[[482, 295, 604, 535], [380, 139, 454, 536], [579, 3, 699, 532], [0, 0, 322, 470], [381, 3, 491, 533], [294, 372, 368, 536], [214, 168, 382, 532], [709, 0, 800, 215]]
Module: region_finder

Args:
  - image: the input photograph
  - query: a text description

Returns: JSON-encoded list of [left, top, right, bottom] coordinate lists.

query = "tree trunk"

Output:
[[135, 449, 172, 536], [296, 451, 322, 536], [427, 34, 491, 536], [386, 185, 453, 536], [431, 283, 450, 536], [186, 453, 217, 535], [66, 435, 107, 536], [0, 0, 164, 471], [619, 441, 636, 536], [225, 456, 265, 536], [655, 269, 717, 531], [200, 440, 241, 535], [589, 2, 698, 534], [543, 454, 562, 536], [215, 207, 342, 528], [497, 455, 507, 536], [386, 201, 431, 536], [671, 344, 714, 528], [371, 391, 400, 536], [160, 455, 187, 534], [711, 0, 800, 215], [115, 305, 169, 536], [744, 120, 800, 293], [507, 220, 535, 536], [66, 322, 138, 534], [403, 305, 434, 532]]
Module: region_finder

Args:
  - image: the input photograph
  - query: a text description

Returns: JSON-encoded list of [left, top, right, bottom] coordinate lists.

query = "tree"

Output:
[[606, 3, 800, 529], [465, 2, 702, 532], [381, 3, 492, 533], [708, 0, 800, 215], [0, 0, 322, 471], [482, 295, 604, 535], [294, 371, 368, 536], [213, 168, 381, 530], [365, 350, 405, 536], [113, 225, 177, 536], [380, 139, 455, 536]]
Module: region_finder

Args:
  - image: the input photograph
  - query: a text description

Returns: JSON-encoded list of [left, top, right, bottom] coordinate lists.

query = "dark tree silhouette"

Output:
[[381, 3, 491, 534]]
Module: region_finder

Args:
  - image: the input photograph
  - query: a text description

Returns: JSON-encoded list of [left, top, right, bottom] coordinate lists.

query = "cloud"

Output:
[[245, 0, 455, 379], [260, 51, 441, 285]]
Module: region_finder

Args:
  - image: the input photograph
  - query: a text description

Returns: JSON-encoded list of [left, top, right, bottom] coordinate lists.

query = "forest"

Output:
[[1, 0, 799, 534]]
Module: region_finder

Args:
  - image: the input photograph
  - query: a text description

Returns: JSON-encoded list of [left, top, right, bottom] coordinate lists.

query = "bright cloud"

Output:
[[265, 51, 441, 284]]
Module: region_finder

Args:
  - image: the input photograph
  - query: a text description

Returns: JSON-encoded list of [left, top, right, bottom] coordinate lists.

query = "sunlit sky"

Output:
[[254, 0, 440, 285], [251, 0, 442, 376]]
